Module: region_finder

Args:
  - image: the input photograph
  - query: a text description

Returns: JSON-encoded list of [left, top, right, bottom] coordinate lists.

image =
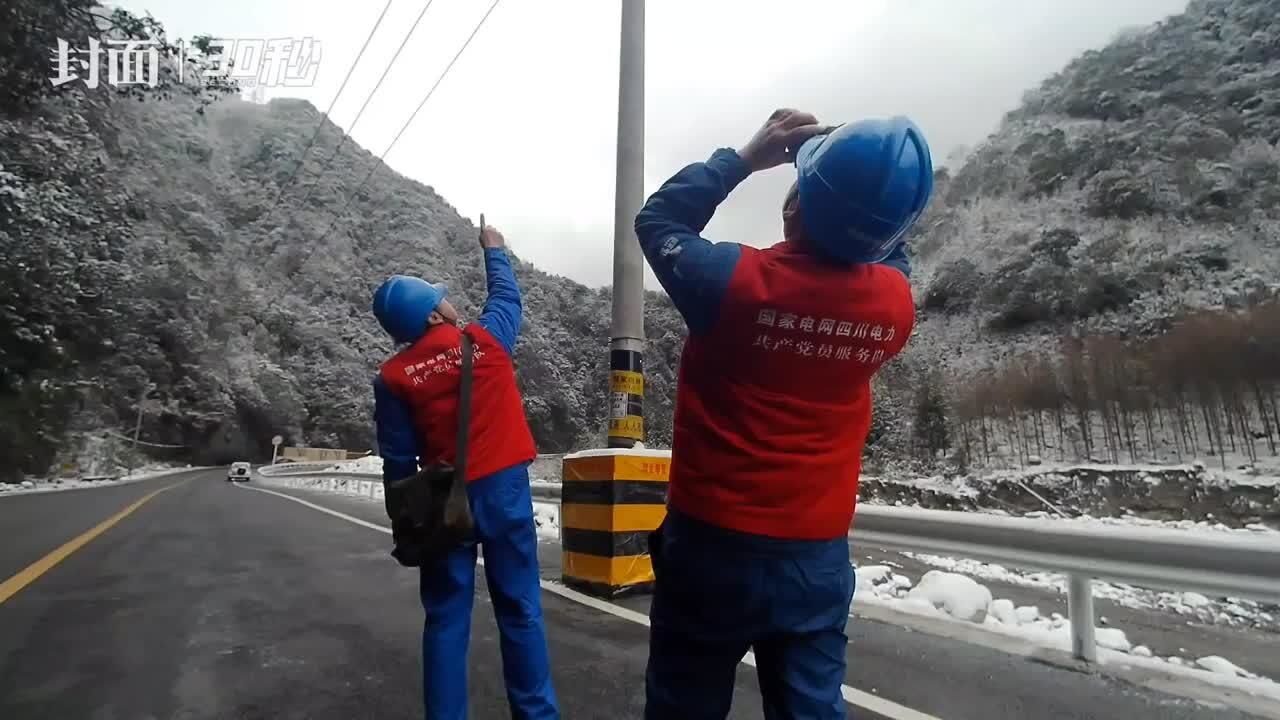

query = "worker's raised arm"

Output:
[[475, 224, 522, 355], [635, 109, 831, 336], [633, 149, 747, 336]]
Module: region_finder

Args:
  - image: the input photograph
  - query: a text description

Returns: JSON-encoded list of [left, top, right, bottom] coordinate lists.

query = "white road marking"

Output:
[[236, 482, 941, 720]]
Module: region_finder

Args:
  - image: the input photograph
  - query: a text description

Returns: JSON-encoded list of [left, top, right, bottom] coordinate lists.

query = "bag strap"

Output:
[[453, 333, 474, 483]]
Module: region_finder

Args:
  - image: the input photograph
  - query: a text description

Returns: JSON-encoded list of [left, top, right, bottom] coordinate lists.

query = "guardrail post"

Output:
[[1067, 573, 1097, 663]]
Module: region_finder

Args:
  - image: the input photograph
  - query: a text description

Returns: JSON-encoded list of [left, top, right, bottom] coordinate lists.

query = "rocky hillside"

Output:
[[1, 86, 691, 477], [0, 3, 686, 479], [917, 0, 1280, 340]]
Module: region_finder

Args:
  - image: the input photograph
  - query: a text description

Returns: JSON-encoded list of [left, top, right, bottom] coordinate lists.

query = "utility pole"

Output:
[[607, 0, 646, 448], [127, 383, 155, 477], [127, 394, 144, 477]]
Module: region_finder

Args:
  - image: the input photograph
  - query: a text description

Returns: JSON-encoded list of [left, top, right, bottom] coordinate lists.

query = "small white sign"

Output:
[[610, 392, 629, 420]]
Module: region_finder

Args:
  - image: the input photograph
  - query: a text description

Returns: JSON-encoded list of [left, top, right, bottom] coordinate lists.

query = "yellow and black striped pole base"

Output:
[[560, 450, 671, 597], [607, 349, 644, 448]]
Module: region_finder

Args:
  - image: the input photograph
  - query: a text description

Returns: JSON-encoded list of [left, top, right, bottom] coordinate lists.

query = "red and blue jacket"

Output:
[[636, 148, 915, 540], [373, 248, 537, 487]]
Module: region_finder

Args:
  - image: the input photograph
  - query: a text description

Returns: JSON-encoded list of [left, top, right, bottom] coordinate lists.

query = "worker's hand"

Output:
[[479, 224, 505, 250], [737, 108, 830, 173]]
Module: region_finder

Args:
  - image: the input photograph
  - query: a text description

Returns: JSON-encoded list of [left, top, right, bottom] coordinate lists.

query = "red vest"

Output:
[[669, 241, 915, 540], [379, 323, 536, 482]]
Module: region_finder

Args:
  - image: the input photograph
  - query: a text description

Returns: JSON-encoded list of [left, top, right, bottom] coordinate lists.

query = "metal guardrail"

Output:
[[256, 461, 348, 477], [250, 463, 1280, 664]]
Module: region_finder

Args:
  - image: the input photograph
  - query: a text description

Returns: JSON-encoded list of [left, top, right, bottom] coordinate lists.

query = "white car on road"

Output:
[[227, 462, 252, 482]]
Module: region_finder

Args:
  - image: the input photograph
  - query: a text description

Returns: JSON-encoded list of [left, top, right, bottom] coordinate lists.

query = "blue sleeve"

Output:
[[634, 148, 749, 336], [878, 241, 911, 278], [373, 376, 420, 485], [477, 246, 521, 354]]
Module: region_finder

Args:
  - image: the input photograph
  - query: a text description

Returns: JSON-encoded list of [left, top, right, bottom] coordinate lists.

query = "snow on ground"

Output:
[[870, 456, 1280, 501], [904, 570, 993, 622], [901, 552, 1279, 629], [321, 455, 383, 473], [976, 459, 1280, 490], [853, 566, 1280, 701], [0, 464, 196, 497], [1059, 513, 1278, 535], [533, 501, 560, 540]]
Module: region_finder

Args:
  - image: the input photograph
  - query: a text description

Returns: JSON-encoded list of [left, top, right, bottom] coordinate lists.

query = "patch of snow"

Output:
[[851, 563, 1280, 701], [1095, 627, 1133, 653], [856, 565, 895, 585], [1015, 605, 1041, 624], [1068, 515, 1276, 536], [533, 501, 560, 540], [902, 458, 1280, 491], [876, 474, 981, 499], [1181, 592, 1212, 608], [1099, 651, 1279, 702], [1, 465, 197, 497], [1196, 656, 1257, 679], [989, 598, 1018, 625], [906, 571, 993, 622], [854, 565, 916, 602], [903, 552, 1279, 630], [1228, 474, 1280, 488], [324, 456, 383, 473]]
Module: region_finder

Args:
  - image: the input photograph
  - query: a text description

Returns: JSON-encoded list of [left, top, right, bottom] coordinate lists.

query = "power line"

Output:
[[282, 0, 440, 215], [257, 0, 394, 219], [265, 0, 504, 308]]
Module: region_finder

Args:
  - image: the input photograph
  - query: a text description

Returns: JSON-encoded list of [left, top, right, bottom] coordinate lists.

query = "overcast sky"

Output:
[[120, 0, 1189, 289]]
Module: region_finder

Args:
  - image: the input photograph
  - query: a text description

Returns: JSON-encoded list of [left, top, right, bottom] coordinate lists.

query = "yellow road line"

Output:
[[0, 480, 188, 605]]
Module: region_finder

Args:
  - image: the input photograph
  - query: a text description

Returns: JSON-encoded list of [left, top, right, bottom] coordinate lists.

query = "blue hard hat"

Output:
[[372, 275, 448, 344], [794, 117, 934, 264]]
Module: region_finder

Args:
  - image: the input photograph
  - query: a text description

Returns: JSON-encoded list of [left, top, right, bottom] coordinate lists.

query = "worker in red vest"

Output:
[[636, 109, 933, 719], [371, 224, 559, 720]]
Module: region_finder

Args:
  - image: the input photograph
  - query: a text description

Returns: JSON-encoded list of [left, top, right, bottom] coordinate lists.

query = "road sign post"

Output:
[[271, 435, 283, 465]]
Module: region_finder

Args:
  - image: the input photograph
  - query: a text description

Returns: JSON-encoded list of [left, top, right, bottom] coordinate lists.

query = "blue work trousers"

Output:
[[645, 508, 856, 720], [418, 463, 559, 720]]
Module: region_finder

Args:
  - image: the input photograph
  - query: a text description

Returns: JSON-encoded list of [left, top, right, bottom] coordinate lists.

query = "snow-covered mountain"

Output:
[[873, 0, 1280, 473]]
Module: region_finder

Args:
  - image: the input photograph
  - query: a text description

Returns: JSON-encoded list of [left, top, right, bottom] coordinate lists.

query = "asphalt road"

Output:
[[0, 469, 1272, 719]]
